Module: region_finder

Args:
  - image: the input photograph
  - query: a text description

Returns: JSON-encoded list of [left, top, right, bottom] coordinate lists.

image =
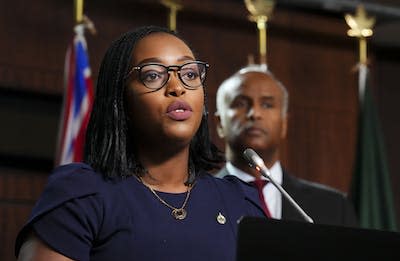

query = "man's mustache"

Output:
[[241, 122, 268, 135]]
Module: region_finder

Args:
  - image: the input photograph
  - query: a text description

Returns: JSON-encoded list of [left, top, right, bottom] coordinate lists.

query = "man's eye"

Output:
[[261, 102, 273, 108], [231, 99, 248, 108]]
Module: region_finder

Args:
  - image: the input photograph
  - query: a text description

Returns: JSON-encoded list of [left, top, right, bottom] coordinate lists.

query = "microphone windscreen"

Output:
[[243, 148, 265, 167], [243, 148, 255, 163]]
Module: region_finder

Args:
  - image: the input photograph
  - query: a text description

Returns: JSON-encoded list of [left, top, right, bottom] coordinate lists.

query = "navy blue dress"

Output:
[[15, 163, 265, 261]]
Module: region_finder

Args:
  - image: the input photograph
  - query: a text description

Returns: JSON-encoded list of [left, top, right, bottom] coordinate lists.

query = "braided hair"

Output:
[[84, 25, 223, 178]]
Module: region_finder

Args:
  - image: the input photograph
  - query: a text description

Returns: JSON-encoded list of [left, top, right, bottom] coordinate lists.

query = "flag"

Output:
[[350, 64, 397, 231], [56, 24, 94, 165]]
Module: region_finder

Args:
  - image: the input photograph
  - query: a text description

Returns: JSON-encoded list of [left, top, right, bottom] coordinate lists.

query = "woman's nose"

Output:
[[165, 72, 186, 97]]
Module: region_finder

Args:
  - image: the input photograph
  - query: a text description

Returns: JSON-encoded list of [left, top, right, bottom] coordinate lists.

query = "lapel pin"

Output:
[[217, 212, 226, 224]]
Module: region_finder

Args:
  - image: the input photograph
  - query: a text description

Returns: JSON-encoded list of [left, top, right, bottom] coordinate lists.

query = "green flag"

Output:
[[350, 64, 397, 231]]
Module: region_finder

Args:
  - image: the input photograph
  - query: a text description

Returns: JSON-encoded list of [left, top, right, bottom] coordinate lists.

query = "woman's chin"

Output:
[[164, 125, 197, 140]]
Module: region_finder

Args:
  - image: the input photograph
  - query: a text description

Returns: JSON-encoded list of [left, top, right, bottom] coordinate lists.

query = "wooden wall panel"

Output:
[[0, 168, 47, 260], [266, 26, 358, 192], [0, 204, 35, 261], [0, 0, 73, 94], [0, 1, 399, 259]]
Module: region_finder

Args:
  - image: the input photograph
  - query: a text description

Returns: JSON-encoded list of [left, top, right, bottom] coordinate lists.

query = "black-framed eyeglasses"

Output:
[[126, 61, 209, 90]]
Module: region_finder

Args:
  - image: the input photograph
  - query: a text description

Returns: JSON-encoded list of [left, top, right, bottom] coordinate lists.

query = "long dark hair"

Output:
[[84, 25, 223, 178]]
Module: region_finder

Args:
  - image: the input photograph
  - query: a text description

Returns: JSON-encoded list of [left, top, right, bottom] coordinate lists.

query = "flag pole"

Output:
[[345, 5, 375, 101], [75, 0, 84, 24], [344, 5, 397, 232], [160, 0, 183, 32], [244, 0, 275, 67], [359, 37, 368, 65], [56, 0, 95, 165], [74, 0, 97, 35], [345, 5, 375, 66]]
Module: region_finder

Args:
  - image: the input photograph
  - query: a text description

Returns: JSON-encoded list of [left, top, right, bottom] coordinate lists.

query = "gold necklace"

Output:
[[140, 177, 193, 220]]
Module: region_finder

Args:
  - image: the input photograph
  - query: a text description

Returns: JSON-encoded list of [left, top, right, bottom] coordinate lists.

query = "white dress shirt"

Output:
[[225, 161, 283, 219]]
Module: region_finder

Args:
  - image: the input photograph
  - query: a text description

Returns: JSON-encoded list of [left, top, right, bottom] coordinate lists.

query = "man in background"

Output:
[[214, 64, 357, 226]]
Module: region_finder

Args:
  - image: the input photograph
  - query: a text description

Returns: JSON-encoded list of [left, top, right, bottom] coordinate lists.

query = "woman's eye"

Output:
[[181, 70, 199, 81], [142, 71, 163, 82]]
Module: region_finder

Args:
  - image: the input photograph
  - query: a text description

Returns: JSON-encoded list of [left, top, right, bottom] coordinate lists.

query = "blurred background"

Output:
[[1, 0, 399, 259]]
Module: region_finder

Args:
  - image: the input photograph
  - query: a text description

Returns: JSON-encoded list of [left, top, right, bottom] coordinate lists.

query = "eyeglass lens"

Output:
[[139, 62, 206, 90]]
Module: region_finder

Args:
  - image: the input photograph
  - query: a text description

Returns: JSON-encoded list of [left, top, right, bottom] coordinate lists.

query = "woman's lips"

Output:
[[166, 101, 193, 121]]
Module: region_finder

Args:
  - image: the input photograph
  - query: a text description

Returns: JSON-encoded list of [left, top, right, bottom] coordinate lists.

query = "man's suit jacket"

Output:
[[215, 167, 358, 227]]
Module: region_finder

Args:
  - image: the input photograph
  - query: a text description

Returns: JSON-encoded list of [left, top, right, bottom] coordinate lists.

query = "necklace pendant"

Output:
[[172, 208, 187, 220]]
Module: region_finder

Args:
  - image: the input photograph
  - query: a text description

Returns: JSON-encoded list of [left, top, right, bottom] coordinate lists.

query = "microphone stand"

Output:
[[244, 148, 314, 224]]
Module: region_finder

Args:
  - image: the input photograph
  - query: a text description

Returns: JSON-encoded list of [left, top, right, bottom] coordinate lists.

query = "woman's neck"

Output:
[[138, 147, 191, 193]]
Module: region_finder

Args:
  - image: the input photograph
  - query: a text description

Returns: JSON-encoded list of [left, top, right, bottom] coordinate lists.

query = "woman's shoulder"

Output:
[[199, 171, 259, 203], [45, 163, 107, 196], [46, 162, 138, 200], [15, 163, 111, 257], [49, 162, 99, 180], [204, 172, 254, 192], [198, 170, 266, 218], [49, 162, 98, 178], [27, 163, 102, 212], [34, 163, 134, 218]]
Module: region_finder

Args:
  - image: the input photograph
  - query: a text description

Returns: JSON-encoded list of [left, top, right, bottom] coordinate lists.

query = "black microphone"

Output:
[[243, 148, 314, 223]]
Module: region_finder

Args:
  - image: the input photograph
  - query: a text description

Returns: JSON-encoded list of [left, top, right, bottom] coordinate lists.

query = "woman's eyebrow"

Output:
[[177, 55, 196, 62], [135, 57, 162, 65], [136, 55, 196, 65]]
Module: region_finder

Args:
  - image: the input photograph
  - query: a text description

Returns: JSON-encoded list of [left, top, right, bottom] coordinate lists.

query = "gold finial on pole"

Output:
[[345, 5, 375, 65], [161, 0, 183, 31], [244, 0, 275, 65], [82, 15, 97, 35], [74, 0, 84, 24]]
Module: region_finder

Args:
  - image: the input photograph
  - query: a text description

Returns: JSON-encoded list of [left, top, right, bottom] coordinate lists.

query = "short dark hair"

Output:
[[84, 25, 223, 178]]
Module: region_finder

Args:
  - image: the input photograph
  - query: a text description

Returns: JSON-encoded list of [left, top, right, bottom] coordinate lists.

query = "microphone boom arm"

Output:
[[244, 148, 314, 224]]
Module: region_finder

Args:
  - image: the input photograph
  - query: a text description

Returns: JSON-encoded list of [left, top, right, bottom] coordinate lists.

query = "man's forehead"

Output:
[[227, 74, 280, 95]]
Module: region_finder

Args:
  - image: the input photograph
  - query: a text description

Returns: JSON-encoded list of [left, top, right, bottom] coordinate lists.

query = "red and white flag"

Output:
[[56, 24, 94, 165]]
